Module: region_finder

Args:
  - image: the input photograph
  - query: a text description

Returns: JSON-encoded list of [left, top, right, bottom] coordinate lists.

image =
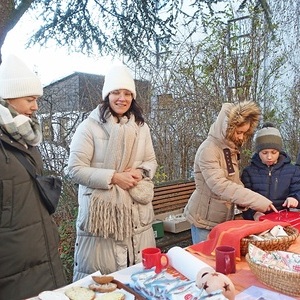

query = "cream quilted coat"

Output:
[[68, 107, 157, 280], [184, 103, 272, 230]]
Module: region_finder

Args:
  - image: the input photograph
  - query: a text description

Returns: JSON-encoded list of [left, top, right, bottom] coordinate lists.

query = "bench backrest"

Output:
[[152, 180, 195, 215]]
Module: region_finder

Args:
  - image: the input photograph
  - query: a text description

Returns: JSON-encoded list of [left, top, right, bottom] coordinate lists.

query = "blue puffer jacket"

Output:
[[241, 152, 300, 220]]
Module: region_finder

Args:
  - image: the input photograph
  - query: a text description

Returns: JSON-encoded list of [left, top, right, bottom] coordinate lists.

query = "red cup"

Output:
[[215, 245, 236, 275], [141, 247, 169, 273]]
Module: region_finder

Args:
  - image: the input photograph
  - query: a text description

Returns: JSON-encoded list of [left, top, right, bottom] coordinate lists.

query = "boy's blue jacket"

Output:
[[241, 152, 300, 220]]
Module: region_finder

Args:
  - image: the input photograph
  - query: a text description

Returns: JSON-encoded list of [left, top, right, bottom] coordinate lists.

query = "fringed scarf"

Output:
[[0, 98, 42, 148], [85, 115, 139, 241]]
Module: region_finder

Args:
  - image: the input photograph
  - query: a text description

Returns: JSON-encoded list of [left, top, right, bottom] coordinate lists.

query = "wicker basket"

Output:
[[240, 226, 299, 256], [246, 253, 300, 297]]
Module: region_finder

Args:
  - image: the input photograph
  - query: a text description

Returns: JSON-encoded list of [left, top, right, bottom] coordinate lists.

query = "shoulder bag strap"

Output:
[[1, 140, 37, 178], [10, 150, 37, 178]]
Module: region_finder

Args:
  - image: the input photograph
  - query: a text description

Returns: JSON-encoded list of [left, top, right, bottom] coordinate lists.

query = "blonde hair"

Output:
[[226, 101, 260, 142]]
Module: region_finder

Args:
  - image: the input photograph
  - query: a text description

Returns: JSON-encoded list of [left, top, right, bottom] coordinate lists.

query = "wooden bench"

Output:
[[152, 180, 195, 250], [151, 180, 243, 251], [152, 180, 195, 216]]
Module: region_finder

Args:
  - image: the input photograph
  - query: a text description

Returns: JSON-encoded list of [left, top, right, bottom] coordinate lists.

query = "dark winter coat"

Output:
[[0, 129, 66, 300], [241, 152, 300, 220]]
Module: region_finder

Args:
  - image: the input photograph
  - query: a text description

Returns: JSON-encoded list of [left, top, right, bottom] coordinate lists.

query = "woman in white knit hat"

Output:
[[68, 64, 158, 280], [241, 122, 300, 220], [0, 54, 66, 300]]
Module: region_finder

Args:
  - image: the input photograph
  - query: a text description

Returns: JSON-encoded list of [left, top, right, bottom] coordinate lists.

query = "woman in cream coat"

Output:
[[68, 64, 157, 281], [184, 101, 277, 243]]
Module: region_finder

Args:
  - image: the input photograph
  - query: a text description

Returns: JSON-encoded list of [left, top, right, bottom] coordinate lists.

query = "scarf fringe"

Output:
[[85, 195, 132, 241], [84, 115, 138, 241]]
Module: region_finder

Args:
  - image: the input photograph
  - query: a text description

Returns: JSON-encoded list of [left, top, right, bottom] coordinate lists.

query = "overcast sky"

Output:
[[2, 13, 119, 86]]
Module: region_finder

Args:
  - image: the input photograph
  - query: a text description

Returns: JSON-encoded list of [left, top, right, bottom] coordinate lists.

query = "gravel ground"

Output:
[[156, 230, 192, 253]]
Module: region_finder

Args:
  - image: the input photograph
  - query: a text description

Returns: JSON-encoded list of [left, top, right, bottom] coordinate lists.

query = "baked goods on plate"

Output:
[[92, 275, 114, 284], [38, 291, 69, 300], [38, 274, 144, 300], [98, 291, 125, 300], [65, 286, 96, 300], [89, 275, 118, 293], [89, 282, 118, 293]]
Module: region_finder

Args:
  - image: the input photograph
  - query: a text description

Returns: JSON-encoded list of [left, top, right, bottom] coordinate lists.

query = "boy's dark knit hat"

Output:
[[255, 122, 283, 153]]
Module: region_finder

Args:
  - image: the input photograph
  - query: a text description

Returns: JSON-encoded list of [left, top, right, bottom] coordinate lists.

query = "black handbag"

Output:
[[10, 150, 62, 214], [35, 175, 62, 214]]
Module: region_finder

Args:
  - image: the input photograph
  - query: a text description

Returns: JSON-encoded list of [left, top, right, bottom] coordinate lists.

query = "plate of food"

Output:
[[38, 275, 145, 300]]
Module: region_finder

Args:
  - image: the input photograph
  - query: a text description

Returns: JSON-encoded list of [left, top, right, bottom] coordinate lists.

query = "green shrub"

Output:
[[53, 180, 78, 283]]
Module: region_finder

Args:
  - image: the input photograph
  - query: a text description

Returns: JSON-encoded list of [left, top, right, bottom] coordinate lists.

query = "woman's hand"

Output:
[[124, 168, 143, 181], [267, 203, 278, 213], [283, 197, 299, 208], [253, 211, 265, 221], [111, 168, 144, 189], [255, 204, 278, 220], [111, 171, 139, 190]]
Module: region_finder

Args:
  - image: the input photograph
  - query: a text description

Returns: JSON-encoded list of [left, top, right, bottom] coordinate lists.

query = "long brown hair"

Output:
[[99, 96, 144, 125]]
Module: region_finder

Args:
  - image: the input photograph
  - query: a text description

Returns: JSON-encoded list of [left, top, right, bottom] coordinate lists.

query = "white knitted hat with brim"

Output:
[[102, 64, 136, 100], [255, 123, 283, 153], [0, 54, 43, 99]]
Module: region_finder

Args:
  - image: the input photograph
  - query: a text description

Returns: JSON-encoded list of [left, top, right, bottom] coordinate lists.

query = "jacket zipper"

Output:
[[268, 166, 273, 198]]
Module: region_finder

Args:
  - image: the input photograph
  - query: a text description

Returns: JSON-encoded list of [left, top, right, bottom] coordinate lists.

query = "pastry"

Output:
[[92, 275, 114, 284], [100, 291, 125, 300], [89, 282, 117, 293], [65, 286, 96, 300]]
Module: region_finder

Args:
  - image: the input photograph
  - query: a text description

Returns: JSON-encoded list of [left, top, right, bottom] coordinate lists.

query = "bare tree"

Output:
[[0, 1, 275, 63], [0, 0, 34, 62], [136, 3, 289, 180]]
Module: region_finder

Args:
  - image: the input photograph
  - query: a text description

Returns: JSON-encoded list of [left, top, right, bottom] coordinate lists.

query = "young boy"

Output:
[[241, 122, 300, 220]]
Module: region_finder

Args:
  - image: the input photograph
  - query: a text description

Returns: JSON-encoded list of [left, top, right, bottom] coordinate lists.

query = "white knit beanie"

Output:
[[0, 54, 43, 99], [102, 64, 136, 100], [255, 123, 283, 153]]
